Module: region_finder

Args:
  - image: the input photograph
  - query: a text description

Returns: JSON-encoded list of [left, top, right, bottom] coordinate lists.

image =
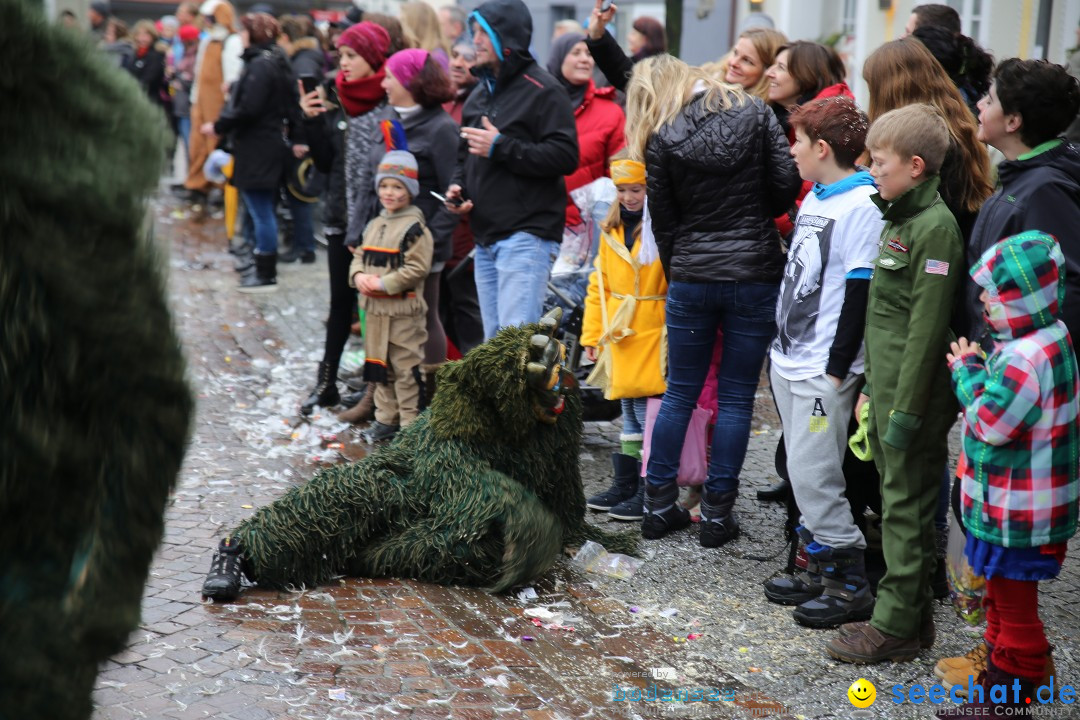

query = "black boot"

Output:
[[757, 478, 791, 502], [238, 252, 277, 293], [231, 237, 255, 274], [300, 361, 340, 416], [587, 453, 641, 511], [793, 545, 874, 628], [608, 477, 644, 521], [764, 526, 823, 605], [202, 537, 247, 601], [699, 489, 740, 548], [641, 482, 690, 539], [279, 245, 316, 264]]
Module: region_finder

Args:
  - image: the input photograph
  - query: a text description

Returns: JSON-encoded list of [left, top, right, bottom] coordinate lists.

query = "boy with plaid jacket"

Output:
[[938, 231, 1078, 716]]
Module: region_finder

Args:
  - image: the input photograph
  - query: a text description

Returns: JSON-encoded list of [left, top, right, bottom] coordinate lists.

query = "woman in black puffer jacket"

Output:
[[208, 13, 305, 292], [624, 54, 800, 546]]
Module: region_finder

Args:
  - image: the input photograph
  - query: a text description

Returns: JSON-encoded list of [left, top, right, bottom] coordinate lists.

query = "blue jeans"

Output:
[[645, 280, 779, 495], [620, 397, 649, 437], [474, 232, 559, 339], [241, 189, 278, 255], [177, 116, 191, 150], [287, 193, 315, 253]]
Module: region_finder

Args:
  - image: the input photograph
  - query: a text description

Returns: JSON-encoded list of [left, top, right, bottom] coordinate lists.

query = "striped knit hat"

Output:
[[375, 150, 419, 198]]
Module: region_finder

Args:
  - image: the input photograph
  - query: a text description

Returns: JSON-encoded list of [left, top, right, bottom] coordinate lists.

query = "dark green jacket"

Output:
[[865, 177, 963, 449]]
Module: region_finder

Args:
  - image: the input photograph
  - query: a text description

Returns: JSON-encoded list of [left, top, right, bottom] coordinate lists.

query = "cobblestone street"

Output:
[[92, 197, 1079, 720]]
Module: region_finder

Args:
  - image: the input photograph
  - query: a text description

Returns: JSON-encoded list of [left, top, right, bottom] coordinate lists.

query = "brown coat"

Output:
[[349, 204, 434, 317]]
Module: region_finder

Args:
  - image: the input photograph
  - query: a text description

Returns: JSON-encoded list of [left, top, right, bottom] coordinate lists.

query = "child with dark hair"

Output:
[[763, 97, 884, 629], [935, 232, 1078, 718], [966, 59, 1080, 344]]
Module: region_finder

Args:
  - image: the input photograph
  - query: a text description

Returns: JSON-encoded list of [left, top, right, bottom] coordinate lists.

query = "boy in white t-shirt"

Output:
[[763, 97, 884, 629]]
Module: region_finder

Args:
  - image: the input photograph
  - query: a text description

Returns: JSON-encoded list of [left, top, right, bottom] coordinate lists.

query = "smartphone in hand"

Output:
[[430, 190, 464, 206], [600, 0, 613, 11], [299, 74, 320, 95]]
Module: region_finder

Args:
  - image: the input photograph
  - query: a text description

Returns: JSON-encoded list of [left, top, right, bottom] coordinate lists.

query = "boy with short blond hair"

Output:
[[827, 104, 963, 664]]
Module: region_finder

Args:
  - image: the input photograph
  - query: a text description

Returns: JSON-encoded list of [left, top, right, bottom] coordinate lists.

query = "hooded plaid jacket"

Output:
[[949, 231, 1080, 547]]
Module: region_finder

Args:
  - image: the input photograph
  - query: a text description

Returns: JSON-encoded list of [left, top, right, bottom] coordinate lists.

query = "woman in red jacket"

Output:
[[547, 33, 626, 230]]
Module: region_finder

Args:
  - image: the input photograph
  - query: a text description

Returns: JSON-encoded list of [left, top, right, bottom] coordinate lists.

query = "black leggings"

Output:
[[320, 234, 358, 371]]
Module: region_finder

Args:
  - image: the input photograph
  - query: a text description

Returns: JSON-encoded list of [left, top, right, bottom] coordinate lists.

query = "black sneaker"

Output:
[[361, 420, 399, 443], [202, 537, 246, 601], [587, 453, 640, 511]]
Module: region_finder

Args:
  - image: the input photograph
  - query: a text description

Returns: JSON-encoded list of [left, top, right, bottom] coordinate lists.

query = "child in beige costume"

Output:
[[350, 149, 433, 443]]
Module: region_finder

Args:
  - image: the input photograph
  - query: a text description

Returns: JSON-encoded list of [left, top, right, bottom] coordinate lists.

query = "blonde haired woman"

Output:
[[702, 27, 787, 100], [399, 1, 449, 65], [625, 54, 800, 544]]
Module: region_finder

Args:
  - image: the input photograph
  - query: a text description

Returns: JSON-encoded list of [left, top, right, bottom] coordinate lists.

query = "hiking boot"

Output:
[[300, 361, 340, 416], [793, 546, 874, 628], [279, 246, 316, 264], [764, 527, 822, 605], [361, 420, 399, 444], [935, 642, 989, 697], [934, 656, 1040, 718], [757, 478, 790, 502], [699, 489, 739, 548], [338, 383, 375, 424], [202, 537, 246, 602], [840, 613, 936, 649], [608, 478, 644, 521], [825, 622, 920, 664], [641, 482, 690, 539], [588, 453, 641, 511]]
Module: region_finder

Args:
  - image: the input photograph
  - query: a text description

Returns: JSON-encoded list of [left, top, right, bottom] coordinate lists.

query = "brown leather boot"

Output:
[[826, 622, 920, 664], [337, 382, 375, 424]]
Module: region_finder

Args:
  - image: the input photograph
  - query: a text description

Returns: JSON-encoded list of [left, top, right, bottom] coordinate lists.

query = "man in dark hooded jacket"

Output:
[[445, 0, 579, 340]]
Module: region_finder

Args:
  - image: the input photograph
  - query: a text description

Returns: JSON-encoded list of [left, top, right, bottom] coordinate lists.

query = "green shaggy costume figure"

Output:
[[0, 2, 193, 718], [203, 312, 636, 600]]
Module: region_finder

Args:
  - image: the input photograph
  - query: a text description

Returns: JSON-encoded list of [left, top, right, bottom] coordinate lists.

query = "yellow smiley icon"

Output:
[[848, 678, 876, 708]]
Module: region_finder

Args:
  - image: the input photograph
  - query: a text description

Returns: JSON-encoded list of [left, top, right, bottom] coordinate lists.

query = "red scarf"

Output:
[[335, 68, 386, 117]]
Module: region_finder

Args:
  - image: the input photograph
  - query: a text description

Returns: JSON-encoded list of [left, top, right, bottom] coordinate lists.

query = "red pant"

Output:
[[984, 576, 1050, 681]]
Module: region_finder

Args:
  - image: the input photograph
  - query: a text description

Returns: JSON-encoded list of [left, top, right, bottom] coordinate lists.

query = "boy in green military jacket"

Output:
[[827, 104, 963, 664]]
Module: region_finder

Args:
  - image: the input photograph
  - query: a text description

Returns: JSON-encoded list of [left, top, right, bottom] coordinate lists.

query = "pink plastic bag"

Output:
[[641, 397, 709, 487]]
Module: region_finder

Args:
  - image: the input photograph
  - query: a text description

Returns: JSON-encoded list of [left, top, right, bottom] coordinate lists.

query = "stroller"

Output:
[[544, 178, 621, 421]]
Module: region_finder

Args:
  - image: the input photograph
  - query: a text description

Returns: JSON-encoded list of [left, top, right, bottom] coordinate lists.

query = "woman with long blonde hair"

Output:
[[624, 54, 801, 545], [703, 27, 787, 100], [863, 37, 992, 239], [399, 1, 449, 63]]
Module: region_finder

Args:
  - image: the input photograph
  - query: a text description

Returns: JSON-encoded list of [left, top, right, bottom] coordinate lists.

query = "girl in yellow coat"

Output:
[[581, 158, 668, 521]]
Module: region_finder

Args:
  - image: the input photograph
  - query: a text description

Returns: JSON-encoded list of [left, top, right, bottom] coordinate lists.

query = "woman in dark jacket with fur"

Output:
[[207, 13, 305, 292], [625, 54, 801, 546]]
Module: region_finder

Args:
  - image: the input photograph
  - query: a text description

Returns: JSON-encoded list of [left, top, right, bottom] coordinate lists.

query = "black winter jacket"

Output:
[[452, 0, 579, 246], [646, 92, 801, 284], [966, 140, 1080, 342], [289, 39, 325, 80], [130, 47, 166, 106], [215, 44, 304, 190], [304, 81, 347, 234]]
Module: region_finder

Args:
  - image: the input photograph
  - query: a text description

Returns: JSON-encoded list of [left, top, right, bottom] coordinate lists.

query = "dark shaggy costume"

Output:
[[231, 321, 637, 593], [0, 3, 194, 718]]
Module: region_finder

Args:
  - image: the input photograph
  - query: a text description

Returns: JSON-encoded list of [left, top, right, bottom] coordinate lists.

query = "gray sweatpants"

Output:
[[770, 367, 866, 550]]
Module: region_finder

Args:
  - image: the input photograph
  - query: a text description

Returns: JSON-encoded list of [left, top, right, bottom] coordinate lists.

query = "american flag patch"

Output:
[[925, 259, 950, 276]]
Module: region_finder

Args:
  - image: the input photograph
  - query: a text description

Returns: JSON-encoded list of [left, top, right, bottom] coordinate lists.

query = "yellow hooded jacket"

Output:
[[581, 224, 667, 400]]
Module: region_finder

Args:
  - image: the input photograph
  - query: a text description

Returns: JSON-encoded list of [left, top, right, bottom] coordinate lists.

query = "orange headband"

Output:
[[611, 159, 646, 186]]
